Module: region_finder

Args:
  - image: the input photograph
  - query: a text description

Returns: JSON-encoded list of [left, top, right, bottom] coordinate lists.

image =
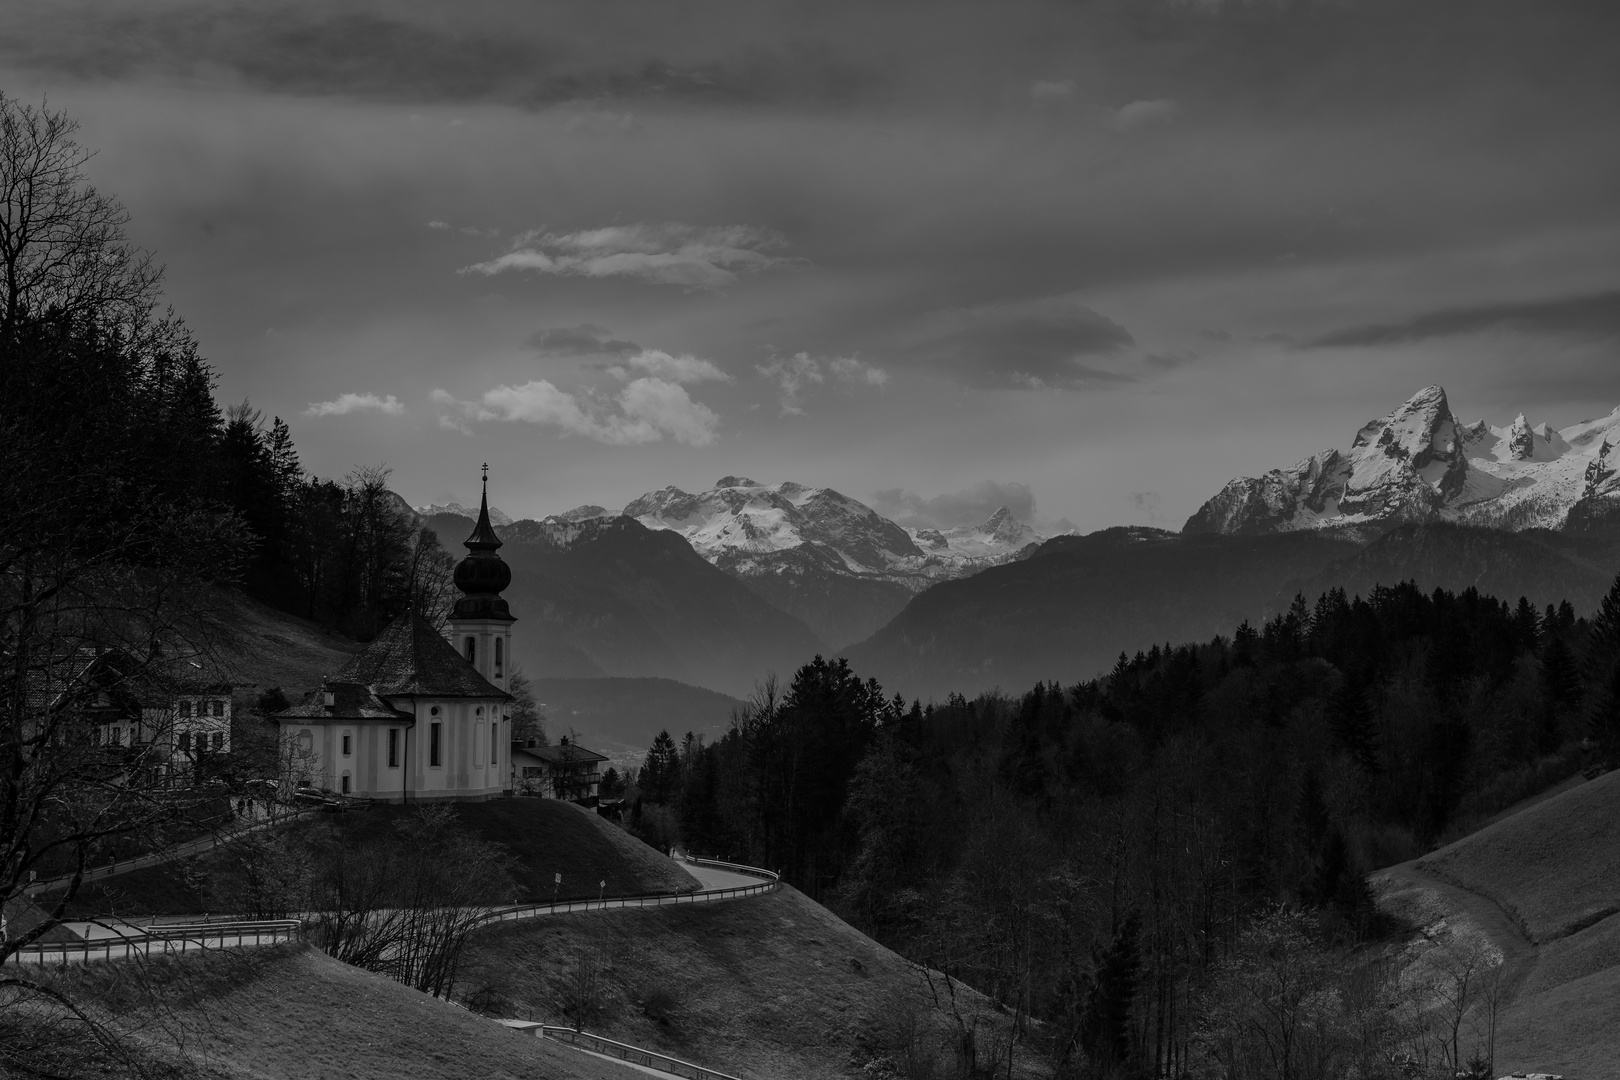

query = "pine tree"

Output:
[[1081, 914, 1141, 1073], [1233, 620, 1258, 667], [1513, 596, 1542, 652], [1327, 676, 1381, 775], [638, 730, 680, 804]]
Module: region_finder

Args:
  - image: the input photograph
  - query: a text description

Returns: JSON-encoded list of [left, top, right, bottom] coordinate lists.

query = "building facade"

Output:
[[274, 480, 516, 802]]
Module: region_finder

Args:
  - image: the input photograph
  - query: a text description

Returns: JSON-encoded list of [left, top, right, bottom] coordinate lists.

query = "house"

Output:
[[30, 648, 234, 785], [273, 475, 516, 802], [512, 736, 608, 804]]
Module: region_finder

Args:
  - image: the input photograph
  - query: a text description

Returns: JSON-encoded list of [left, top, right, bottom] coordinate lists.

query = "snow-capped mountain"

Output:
[[621, 477, 1048, 647], [624, 477, 1045, 579], [1184, 386, 1620, 536], [415, 501, 514, 526]]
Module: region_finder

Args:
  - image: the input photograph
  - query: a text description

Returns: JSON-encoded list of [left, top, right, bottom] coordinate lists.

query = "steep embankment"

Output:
[[33, 944, 629, 1080], [64, 799, 696, 917], [457, 884, 1047, 1080], [1372, 769, 1620, 1077], [201, 587, 363, 698]]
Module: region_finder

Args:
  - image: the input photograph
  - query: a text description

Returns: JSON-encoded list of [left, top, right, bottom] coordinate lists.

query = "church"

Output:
[[275, 477, 516, 802]]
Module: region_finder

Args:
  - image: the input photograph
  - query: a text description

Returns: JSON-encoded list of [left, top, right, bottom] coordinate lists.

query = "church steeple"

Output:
[[450, 464, 514, 623], [464, 463, 503, 553]]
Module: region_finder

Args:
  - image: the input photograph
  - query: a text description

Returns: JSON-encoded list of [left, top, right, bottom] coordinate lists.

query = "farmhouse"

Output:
[[274, 478, 516, 802], [512, 736, 608, 803]]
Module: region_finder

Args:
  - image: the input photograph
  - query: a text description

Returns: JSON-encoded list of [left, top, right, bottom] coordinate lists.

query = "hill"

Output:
[[63, 798, 696, 917], [535, 676, 745, 753], [425, 512, 826, 698], [1292, 522, 1620, 614], [1372, 770, 1620, 1077], [844, 527, 1359, 700], [29, 943, 629, 1080], [195, 587, 363, 699], [456, 883, 1047, 1080]]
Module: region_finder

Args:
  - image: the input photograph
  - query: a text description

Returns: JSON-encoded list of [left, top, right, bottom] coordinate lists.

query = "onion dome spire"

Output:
[[451, 463, 514, 622]]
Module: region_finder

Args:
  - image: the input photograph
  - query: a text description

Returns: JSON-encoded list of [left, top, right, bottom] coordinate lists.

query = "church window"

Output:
[[342, 734, 352, 756], [212, 732, 224, 751], [179, 731, 191, 752], [492, 725, 499, 765], [388, 728, 399, 767], [430, 722, 442, 766], [430, 706, 440, 717], [465, 636, 476, 665], [341, 774, 351, 795], [494, 637, 503, 677]]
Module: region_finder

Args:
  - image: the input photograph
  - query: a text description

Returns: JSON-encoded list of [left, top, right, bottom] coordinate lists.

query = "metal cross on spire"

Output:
[[481, 461, 489, 493]]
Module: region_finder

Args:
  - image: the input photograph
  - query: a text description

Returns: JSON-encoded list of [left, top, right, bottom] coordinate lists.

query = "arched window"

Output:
[[494, 637, 503, 677], [465, 636, 476, 665]]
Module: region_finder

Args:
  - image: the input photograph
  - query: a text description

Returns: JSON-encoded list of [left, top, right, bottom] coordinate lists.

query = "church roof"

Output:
[[277, 681, 413, 722], [333, 612, 508, 699]]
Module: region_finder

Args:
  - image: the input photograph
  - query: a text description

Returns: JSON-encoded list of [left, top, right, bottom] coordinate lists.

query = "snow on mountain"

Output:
[[415, 501, 514, 526], [1184, 387, 1620, 536], [623, 477, 1045, 583]]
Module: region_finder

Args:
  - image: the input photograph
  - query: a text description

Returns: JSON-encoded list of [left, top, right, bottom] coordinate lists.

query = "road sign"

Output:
[[554, 872, 562, 884]]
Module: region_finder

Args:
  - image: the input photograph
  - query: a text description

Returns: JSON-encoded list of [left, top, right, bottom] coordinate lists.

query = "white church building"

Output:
[[276, 479, 516, 801]]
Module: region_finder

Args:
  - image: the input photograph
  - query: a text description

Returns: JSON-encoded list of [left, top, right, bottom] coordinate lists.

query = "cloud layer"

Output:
[[433, 379, 720, 446], [304, 392, 404, 418], [870, 480, 1037, 530], [1309, 290, 1620, 348], [462, 223, 797, 290]]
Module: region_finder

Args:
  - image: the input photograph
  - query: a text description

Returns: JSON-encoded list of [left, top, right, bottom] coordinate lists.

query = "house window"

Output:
[[430, 722, 441, 766], [178, 701, 191, 718], [388, 728, 399, 767], [179, 731, 192, 752], [342, 734, 352, 756], [341, 774, 351, 794], [212, 732, 224, 751], [110, 727, 121, 746], [212, 701, 225, 718], [465, 636, 476, 665], [494, 637, 503, 677]]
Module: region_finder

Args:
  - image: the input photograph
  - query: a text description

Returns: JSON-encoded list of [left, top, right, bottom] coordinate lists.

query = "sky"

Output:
[[4, 0, 1618, 532]]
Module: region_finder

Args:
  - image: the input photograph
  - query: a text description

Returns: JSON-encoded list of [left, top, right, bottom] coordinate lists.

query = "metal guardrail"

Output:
[[5, 919, 302, 966], [526, 1025, 745, 1080], [470, 855, 779, 930]]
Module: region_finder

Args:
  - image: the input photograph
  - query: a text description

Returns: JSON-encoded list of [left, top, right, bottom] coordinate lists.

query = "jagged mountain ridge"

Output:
[[1184, 386, 1620, 536], [415, 501, 514, 526], [619, 476, 1048, 646]]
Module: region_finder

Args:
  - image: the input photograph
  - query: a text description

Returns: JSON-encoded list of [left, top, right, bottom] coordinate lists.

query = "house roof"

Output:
[[525, 742, 609, 765], [333, 612, 508, 699]]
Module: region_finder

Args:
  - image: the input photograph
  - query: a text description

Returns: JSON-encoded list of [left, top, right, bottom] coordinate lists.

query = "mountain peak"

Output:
[[715, 476, 761, 489], [1185, 386, 1620, 535]]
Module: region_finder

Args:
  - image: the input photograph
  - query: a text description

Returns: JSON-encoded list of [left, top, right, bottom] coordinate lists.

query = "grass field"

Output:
[[1417, 768, 1620, 943], [64, 797, 697, 917], [1373, 768, 1620, 1077], [455, 884, 1048, 1080], [27, 944, 630, 1080]]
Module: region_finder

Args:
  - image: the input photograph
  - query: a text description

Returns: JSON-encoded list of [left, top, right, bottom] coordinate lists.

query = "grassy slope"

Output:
[[205, 587, 362, 697], [1373, 769, 1620, 1077], [40, 944, 628, 1080], [457, 885, 1047, 1080], [65, 798, 696, 917], [1416, 769, 1620, 942]]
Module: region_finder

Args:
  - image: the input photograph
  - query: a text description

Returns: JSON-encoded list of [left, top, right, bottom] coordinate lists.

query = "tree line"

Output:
[[629, 577, 1620, 1077]]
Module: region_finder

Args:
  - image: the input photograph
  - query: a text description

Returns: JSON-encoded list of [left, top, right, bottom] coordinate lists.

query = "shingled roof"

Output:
[[333, 612, 508, 699], [277, 681, 413, 722]]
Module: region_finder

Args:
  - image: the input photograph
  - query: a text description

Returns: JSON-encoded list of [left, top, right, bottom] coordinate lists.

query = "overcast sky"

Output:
[[5, 0, 1618, 531]]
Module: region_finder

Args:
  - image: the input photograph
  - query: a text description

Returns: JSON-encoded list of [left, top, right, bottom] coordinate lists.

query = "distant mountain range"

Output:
[[422, 512, 825, 699], [1185, 385, 1620, 536], [416, 501, 514, 526]]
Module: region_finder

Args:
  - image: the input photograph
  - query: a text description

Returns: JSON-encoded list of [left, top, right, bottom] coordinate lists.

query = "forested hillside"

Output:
[[631, 576, 1620, 1076]]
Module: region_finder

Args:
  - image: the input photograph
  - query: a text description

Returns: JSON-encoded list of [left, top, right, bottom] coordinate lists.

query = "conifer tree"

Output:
[[1327, 676, 1381, 775]]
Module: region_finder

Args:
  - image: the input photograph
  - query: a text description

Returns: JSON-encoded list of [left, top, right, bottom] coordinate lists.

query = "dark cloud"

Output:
[[525, 323, 640, 357], [870, 480, 1036, 530], [913, 300, 1136, 389], [1308, 290, 1620, 348]]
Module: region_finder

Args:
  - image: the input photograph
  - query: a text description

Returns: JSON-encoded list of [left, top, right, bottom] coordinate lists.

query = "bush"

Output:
[[637, 981, 679, 1026]]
